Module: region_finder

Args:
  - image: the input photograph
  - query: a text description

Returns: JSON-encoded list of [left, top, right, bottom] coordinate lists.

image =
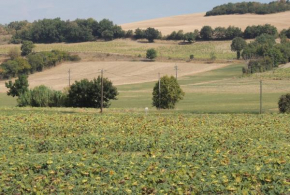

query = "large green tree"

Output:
[[231, 37, 247, 59], [5, 75, 29, 97], [152, 75, 185, 109], [200, 26, 213, 40], [145, 27, 160, 42], [67, 77, 118, 108]]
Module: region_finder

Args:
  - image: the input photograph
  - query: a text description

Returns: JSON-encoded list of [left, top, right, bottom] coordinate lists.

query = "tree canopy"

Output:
[[206, 1, 290, 16], [67, 77, 118, 108], [152, 75, 185, 109]]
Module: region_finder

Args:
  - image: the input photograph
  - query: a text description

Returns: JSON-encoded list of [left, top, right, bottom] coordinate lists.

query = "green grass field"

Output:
[[0, 110, 289, 194], [0, 39, 236, 60], [1, 63, 290, 113]]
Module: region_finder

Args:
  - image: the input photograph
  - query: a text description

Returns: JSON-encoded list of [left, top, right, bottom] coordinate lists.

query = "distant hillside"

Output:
[[121, 11, 290, 35]]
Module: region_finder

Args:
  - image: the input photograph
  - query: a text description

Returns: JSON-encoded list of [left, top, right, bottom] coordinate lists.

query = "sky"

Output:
[[0, 0, 272, 25]]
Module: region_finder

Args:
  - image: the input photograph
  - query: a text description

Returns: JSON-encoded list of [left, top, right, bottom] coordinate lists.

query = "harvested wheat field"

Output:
[[121, 12, 290, 35], [0, 61, 229, 92]]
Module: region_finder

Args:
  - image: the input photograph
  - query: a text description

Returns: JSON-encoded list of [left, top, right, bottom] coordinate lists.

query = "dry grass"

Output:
[[121, 12, 290, 35], [0, 39, 236, 61], [0, 61, 230, 92]]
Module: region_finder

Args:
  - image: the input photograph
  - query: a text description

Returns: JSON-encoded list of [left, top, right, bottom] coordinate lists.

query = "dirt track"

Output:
[[121, 12, 290, 35], [0, 61, 229, 92]]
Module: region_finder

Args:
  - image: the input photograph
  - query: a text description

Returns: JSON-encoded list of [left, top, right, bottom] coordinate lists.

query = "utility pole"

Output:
[[68, 69, 71, 87], [174, 65, 178, 80], [260, 80, 263, 114], [158, 73, 161, 110], [100, 69, 104, 114]]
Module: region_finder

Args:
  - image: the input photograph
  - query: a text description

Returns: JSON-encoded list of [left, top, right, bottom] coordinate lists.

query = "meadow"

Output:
[[2, 63, 290, 114], [0, 39, 236, 60]]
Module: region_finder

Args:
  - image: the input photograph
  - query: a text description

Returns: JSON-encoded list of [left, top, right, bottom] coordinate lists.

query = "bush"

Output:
[[8, 47, 20, 60], [278, 94, 290, 113], [146, 49, 157, 60], [190, 54, 194, 60], [18, 85, 66, 107], [21, 41, 35, 56], [69, 55, 81, 62]]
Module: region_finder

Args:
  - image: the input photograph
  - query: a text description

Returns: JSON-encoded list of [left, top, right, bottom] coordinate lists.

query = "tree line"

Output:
[[0, 41, 80, 79], [4, 17, 282, 44], [206, 1, 290, 16], [8, 18, 129, 43], [165, 24, 278, 42]]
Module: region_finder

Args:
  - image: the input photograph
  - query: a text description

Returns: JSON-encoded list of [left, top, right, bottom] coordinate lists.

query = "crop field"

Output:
[[0, 39, 236, 60], [0, 109, 289, 194]]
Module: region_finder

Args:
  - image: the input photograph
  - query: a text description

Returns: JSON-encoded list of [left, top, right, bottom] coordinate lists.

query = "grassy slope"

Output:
[[112, 64, 290, 113], [2, 64, 289, 113], [0, 39, 235, 60]]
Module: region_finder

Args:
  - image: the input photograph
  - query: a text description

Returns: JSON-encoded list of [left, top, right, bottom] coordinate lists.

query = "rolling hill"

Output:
[[121, 12, 290, 35]]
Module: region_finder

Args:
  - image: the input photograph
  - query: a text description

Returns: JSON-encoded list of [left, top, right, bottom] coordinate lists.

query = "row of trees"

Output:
[[165, 24, 278, 42], [0, 41, 80, 79], [206, 1, 290, 16], [9, 18, 128, 43], [6, 75, 184, 110], [6, 17, 281, 44]]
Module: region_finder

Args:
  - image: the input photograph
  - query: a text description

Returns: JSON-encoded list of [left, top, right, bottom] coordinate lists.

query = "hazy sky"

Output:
[[0, 0, 272, 24]]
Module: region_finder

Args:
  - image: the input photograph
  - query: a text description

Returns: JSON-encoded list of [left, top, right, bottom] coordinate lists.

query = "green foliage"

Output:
[[241, 34, 290, 73], [145, 27, 161, 42], [0, 57, 31, 78], [102, 30, 114, 41], [206, 1, 290, 16], [231, 37, 247, 59], [134, 28, 146, 39], [146, 48, 157, 60], [244, 57, 274, 74], [0, 112, 289, 194], [10, 18, 124, 43], [278, 93, 290, 113], [67, 77, 118, 108], [152, 75, 184, 109], [183, 32, 196, 43], [200, 26, 213, 40], [1, 50, 80, 79], [17, 85, 66, 107], [21, 41, 35, 56], [244, 24, 278, 39], [5, 75, 29, 97]]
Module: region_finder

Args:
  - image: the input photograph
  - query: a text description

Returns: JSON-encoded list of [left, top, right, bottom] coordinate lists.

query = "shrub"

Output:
[[146, 49, 157, 60], [17, 85, 66, 107], [278, 94, 290, 113], [8, 47, 20, 60]]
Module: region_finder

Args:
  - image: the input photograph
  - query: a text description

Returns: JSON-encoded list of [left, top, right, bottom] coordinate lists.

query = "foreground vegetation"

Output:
[[0, 110, 289, 194]]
